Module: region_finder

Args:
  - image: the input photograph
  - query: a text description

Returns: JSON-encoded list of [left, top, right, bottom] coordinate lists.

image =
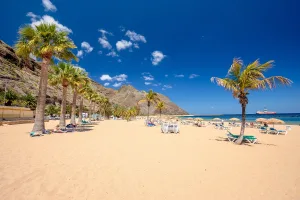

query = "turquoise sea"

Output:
[[180, 113, 300, 125]]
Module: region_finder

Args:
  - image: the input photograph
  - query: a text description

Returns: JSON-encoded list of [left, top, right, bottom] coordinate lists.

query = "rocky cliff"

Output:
[[0, 40, 188, 115]]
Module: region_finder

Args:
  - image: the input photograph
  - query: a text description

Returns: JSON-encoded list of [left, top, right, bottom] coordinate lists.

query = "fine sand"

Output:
[[0, 120, 299, 200]]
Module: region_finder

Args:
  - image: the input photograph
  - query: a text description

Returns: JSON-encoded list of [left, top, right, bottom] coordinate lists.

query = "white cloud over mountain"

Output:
[[113, 82, 122, 87], [100, 74, 128, 82], [162, 84, 172, 90], [42, 0, 57, 12], [116, 40, 132, 51], [151, 51, 166, 65]]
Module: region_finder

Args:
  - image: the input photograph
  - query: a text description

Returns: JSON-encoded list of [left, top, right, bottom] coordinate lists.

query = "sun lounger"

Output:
[[268, 128, 288, 135], [226, 132, 257, 144], [161, 123, 169, 133], [259, 127, 268, 134], [168, 124, 180, 134]]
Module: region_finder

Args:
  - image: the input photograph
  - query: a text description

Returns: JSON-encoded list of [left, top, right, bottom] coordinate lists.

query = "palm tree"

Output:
[[98, 97, 111, 119], [15, 23, 77, 133], [138, 89, 160, 119], [156, 101, 165, 118], [69, 67, 89, 124], [49, 62, 76, 128], [84, 88, 98, 122], [77, 82, 91, 123], [211, 58, 292, 144]]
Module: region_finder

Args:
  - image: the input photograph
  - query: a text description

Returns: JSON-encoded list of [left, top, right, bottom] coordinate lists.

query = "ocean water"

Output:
[[180, 113, 300, 125]]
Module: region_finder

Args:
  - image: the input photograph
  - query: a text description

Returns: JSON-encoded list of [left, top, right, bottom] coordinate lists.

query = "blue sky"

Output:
[[1, 0, 300, 114]]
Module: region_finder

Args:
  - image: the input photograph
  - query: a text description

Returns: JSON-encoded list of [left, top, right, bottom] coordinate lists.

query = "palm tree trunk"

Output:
[[89, 101, 92, 122], [147, 101, 150, 120], [59, 86, 67, 128], [160, 109, 162, 118], [236, 103, 246, 144], [78, 96, 83, 123], [70, 90, 77, 124], [32, 58, 50, 133]]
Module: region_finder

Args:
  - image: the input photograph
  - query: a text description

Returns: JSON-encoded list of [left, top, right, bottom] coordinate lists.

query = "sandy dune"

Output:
[[0, 120, 299, 200]]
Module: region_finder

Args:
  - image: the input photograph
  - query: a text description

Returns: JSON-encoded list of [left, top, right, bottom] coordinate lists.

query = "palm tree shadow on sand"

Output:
[[211, 136, 277, 147]]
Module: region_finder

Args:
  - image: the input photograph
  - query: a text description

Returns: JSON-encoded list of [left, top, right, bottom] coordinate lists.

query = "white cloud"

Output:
[[189, 74, 199, 79], [106, 50, 119, 57], [98, 38, 112, 49], [100, 74, 127, 82], [143, 75, 154, 81], [116, 40, 132, 51], [133, 43, 139, 49], [162, 85, 172, 90], [151, 51, 166, 65], [29, 15, 72, 33], [100, 74, 112, 81], [117, 59, 122, 63], [113, 82, 122, 87], [119, 26, 126, 32], [99, 29, 113, 39], [77, 50, 83, 58], [26, 12, 40, 22], [142, 72, 154, 81], [42, 0, 57, 12], [152, 83, 161, 87], [125, 30, 147, 43], [174, 74, 184, 78], [145, 82, 152, 85], [114, 74, 127, 82], [81, 42, 93, 53], [104, 83, 110, 86]]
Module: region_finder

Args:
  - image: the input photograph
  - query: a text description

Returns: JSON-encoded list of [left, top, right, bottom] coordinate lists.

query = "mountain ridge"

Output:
[[0, 40, 188, 115]]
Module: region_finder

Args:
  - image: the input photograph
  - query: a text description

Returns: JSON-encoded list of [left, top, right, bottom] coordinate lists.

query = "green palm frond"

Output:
[[15, 23, 77, 62], [211, 58, 292, 101]]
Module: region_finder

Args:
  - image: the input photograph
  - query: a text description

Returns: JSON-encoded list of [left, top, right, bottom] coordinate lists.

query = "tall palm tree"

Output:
[[77, 82, 91, 123], [138, 89, 160, 119], [69, 67, 89, 124], [156, 101, 166, 118], [211, 58, 292, 144], [84, 88, 98, 122], [15, 23, 77, 133], [49, 62, 76, 128]]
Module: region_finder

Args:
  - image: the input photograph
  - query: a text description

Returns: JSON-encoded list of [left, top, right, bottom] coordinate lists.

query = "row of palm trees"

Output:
[[14, 23, 112, 132], [14, 23, 165, 132]]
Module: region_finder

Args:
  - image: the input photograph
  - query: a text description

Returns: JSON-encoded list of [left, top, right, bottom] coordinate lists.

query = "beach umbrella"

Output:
[[256, 118, 267, 123], [267, 118, 285, 128], [229, 118, 240, 121], [212, 118, 221, 121]]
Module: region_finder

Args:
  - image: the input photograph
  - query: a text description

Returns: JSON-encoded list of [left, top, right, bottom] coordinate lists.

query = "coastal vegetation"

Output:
[[211, 58, 292, 144]]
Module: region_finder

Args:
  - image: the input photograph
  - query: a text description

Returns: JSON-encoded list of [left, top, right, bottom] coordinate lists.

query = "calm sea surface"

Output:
[[180, 113, 300, 125]]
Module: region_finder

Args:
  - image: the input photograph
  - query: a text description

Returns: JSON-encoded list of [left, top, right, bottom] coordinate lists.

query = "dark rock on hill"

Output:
[[0, 40, 188, 115]]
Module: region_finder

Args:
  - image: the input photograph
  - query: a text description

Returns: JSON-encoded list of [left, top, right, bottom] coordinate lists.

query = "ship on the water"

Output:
[[256, 108, 276, 115]]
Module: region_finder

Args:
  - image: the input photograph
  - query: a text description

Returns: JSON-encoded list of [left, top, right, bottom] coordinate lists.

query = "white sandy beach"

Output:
[[0, 120, 299, 200]]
